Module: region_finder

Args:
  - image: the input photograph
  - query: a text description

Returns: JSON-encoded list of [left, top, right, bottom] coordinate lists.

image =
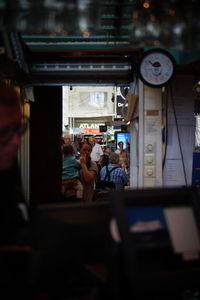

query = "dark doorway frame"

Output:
[[30, 85, 62, 205]]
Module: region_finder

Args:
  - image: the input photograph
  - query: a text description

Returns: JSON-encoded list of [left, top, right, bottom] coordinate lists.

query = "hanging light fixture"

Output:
[[194, 81, 200, 96]]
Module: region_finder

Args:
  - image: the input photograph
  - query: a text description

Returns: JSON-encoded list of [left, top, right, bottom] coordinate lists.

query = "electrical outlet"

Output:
[[144, 154, 155, 165], [144, 166, 156, 177]]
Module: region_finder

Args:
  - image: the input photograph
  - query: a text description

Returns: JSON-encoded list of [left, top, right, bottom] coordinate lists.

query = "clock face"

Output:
[[138, 48, 176, 88]]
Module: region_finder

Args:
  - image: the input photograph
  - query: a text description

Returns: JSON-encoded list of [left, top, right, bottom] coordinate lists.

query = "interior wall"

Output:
[[30, 86, 62, 205], [163, 74, 196, 186]]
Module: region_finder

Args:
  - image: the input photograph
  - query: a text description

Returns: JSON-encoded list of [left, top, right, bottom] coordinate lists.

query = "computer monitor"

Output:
[[112, 186, 200, 260], [110, 186, 200, 297]]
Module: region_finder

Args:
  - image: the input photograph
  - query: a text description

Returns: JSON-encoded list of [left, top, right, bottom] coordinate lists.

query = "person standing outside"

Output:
[[63, 134, 78, 158], [88, 135, 103, 180], [79, 143, 98, 201], [88, 135, 104, 164], [100, 152, 129, 190], [99, 146, 111, 167], [62, 144, 83, 201]]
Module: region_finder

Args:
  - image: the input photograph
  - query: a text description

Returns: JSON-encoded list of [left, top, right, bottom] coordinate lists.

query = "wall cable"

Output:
[[169, 84, 188, 186], [162, 87, 168, 169]]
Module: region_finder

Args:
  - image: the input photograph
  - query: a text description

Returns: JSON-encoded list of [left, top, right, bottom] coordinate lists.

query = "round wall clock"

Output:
[[138, 48, 176, 88]]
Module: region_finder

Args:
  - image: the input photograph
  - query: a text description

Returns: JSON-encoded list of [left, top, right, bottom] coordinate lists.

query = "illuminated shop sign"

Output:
[[69, 123, 106, 135], [70, 128, 103, 135], [78, 123, 105, 134], [79, 123, 104, 128], [116, 95, 128, 117]]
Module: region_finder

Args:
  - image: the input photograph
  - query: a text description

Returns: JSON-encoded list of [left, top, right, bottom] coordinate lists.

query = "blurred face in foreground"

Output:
[[0, 89, 22, 170]]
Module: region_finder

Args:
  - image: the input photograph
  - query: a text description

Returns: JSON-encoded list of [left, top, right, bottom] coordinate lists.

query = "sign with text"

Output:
[[116, 95, 128, 117]]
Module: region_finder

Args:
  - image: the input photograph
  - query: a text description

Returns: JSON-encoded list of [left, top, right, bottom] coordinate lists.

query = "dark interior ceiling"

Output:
[[0, 0, 200, 84], [0, 0, 199, 51]]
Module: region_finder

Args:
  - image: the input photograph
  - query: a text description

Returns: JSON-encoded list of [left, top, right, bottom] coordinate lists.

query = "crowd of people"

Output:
[[61, 134, 130, 202]]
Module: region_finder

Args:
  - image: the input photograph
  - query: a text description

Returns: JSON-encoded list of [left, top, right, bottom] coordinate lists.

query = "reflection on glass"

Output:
[[89, 92, 106, 109], [195, 116, 200, 150]]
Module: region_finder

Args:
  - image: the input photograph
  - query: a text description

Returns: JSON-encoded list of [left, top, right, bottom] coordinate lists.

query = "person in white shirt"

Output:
[[88, 136, 104, 180], [88, 135, 104, 164]]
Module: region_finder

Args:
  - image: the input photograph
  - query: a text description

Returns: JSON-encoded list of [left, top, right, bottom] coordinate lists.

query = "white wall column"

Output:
[[138, 81, 163, 187]]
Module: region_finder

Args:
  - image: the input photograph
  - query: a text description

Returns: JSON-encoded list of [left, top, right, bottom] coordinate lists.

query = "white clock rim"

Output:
[[140, 55, 174, 85], [140, 69, 173, 85]]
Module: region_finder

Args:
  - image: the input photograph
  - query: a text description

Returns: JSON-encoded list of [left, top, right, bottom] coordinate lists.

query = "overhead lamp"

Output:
[[143, 1, 150, 9], [193, 81, 200, 96]]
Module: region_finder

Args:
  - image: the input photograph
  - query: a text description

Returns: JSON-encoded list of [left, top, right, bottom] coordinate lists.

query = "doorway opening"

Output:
[[61, 84, 131, 202]]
